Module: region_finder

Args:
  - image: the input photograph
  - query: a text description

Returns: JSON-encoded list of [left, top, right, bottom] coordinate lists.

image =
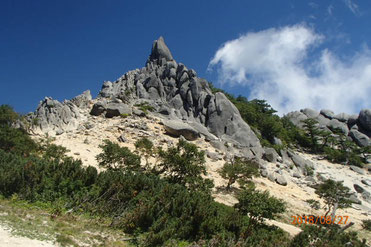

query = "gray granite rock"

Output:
[[163, 119, 199, 141], [276, 174, 288, 186], [349, 165, 365, 175], [349, 129, 370, 147], [320, 109, 335, 119], [263, 147, 279, 163], [359, 109, 371, 132]]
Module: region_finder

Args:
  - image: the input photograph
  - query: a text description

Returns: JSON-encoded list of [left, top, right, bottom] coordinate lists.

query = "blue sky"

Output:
[[1, 0, 370, 114]]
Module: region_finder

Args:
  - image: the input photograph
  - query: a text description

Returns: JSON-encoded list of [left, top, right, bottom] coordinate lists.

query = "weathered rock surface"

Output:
[[359, 109, 371, 133], [105, 103, 132, 118], [93, 37, 261, 148], [285, 111, 307, 128], [327, 119, 349, 135], [350, 165, 365, 175], [263, 147, 279, 163], [349, 129, 370, 147], [163, 119, 199, 141], [27, 91, 91, 134], [320, 109, 335, 119], [286, 107, 371, 147], [301, 108, 319, 118], [276, 174, 288, 186]]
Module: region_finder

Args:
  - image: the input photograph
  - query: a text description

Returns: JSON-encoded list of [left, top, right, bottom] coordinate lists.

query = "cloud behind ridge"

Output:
[[209, 24, 371, 115]]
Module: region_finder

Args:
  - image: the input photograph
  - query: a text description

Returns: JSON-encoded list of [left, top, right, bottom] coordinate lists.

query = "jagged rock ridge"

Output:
[[92, 37, 261, 148], [286, 108, 371, 147]]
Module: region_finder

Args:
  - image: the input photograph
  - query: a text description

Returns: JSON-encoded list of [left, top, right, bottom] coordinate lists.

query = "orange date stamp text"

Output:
[[291, 215, 349, 225]]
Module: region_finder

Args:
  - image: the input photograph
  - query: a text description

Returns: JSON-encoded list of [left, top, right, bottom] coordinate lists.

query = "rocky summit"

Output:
[[28, 37, 261, 151]]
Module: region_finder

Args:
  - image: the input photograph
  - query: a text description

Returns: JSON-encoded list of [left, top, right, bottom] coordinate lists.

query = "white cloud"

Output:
[[209, 25, 371, 115], [344, 0, 360, 15]]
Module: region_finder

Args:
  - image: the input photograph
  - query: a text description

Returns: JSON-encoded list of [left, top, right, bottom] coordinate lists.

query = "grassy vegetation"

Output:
[[134, 102, 155, 115], [0, 196, 130, 246]]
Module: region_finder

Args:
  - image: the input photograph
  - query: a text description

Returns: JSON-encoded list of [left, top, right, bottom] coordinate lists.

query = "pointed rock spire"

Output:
[[148, 36, 174, 63]]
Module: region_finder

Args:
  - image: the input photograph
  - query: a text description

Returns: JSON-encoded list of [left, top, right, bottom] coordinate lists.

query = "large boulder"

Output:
[[291, 154, 314, 175], [105, 103, 132, 118], [163, 119, 200, 141], [90, 101, 107, 116], [301, 108, 319, 118], [285, 111, 308, 128], [207, 93, 260, 148], [263, 147, 279, 163], [349, 129, 370, 147], [276, 174, 288, 186], [327, 119, 349, 135], [333, 113, 350, 122], [320, 109, 335, 119], [359, 109, 371, 132]]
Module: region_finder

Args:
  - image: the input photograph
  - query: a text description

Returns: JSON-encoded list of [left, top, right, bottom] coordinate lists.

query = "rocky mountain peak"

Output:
[[27, 37, 261, 154], [147, 36, 174, 64]]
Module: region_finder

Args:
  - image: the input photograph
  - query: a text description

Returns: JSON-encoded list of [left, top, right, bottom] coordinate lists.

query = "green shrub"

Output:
[[157, 140, 211, 191], [120, 113, 131, 118], [135, 102, 155, 114], [96, 139, 141, 171], [362, 219, 371, 231], [290, 225, 364, 247], [235, 187, 286, 230], [218, 157, 259, 190]]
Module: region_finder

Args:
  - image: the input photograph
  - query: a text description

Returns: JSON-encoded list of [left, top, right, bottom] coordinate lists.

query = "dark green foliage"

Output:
[[235, 187, 286, 225], [306, 199, 321, 210], [290, 225, 365, 247], [362, 219, 371, 231], [0, 125, 38, 156], [324, 130, 364, 167], [0, 105, 37, 156], [0, 149, 97, 202], [315, 179, 352, 218], [135, 137, 154, 167], [41, 142, 68, 161], [218, 157, 260, 190], [157, 140, 212, 191], [301, 118, 325, 152], [96, 140, 141, 171], [0, 104, 19, 126]]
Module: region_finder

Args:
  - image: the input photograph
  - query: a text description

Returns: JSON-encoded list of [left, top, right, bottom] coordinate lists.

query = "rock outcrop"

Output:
[[94, 37, 261, 149], [27, 90, 92, 134], [286, 107, 371, 147]]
